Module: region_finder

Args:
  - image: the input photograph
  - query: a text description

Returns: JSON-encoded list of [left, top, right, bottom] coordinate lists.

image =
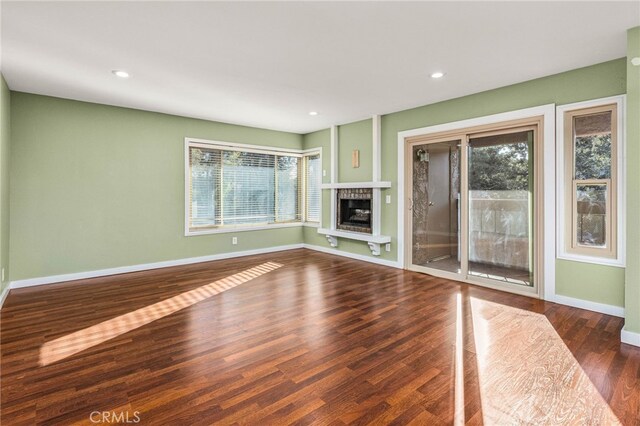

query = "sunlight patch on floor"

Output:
[[39, 262, 283, 366], [454, 293, 465, 426], [469, 297, 620, 425]]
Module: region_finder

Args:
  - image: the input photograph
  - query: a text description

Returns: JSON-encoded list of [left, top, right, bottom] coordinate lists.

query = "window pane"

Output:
[[276, 156, 299, 222], [189, 147, 220, 228], [468, 131, 532, 286], [576, 183, 607, 247], [222, 151, 275, 225], [468, 133, 530, 191], [412, 141, 461, 274], [306, 154, 321, 222], [574, 111, 612, 180]]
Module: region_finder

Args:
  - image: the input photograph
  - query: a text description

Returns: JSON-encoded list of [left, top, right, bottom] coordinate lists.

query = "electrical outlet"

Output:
[[232, 237, 238, 245], [385, 243, 391, 252], [385, 195, 391, 204], [1, 268, 4, 282], [322, 169, 326, 177]]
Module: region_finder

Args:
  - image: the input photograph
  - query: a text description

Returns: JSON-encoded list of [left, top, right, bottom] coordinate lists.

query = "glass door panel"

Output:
[[467, 130, 533, 286], [411, 140, 461, 274]]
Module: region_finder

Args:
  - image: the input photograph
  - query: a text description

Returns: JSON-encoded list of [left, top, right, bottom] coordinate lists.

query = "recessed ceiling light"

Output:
[[112, 70, 130, 78], [309, 111, 318, 116], [430, 72, 445, 79]]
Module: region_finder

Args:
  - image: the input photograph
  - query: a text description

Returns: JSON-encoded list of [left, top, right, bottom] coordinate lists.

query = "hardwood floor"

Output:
[[1, 249, 639, 425]]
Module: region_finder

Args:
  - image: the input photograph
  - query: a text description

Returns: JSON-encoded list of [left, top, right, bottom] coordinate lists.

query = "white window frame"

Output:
[[556, 95, 625, 267], [184, 137, 321, 236], [397, 104, 556, 300], [301, 149, 322, 227]]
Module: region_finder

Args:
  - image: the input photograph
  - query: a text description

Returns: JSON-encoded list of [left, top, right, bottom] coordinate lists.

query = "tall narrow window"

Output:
[[564, 103, 617, 258], [305, 154, 321, 223]]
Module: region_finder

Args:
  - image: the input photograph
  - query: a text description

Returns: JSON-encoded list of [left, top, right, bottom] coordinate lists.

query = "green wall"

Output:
[[0, 75, 10, 294], [625, 27, 640, 332], [6, 57, 632, 311], [556, 260, 625, 307], [338, 119, 372, 183], [10, 93, 303, 281], [303, 58, 627, 307]]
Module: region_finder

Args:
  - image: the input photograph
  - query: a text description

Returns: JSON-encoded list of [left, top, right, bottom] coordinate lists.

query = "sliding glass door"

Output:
[[407, 124, 538, 293]]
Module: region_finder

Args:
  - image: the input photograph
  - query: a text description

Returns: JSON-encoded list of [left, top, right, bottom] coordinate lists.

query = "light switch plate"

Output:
[[232, 237, 238, 245], [385, 195, 391, 204]]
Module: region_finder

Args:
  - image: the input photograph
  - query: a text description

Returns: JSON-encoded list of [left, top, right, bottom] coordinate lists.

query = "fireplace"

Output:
[[337, 188, 372, 234]]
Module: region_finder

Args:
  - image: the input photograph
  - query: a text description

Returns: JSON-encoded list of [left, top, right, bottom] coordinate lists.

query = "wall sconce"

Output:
[[352, 149, 360, 168], [416, 149, 429, 162]]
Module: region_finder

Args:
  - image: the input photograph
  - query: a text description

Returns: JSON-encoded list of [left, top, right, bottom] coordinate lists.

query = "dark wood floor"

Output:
[[1, 249, 639, 425]]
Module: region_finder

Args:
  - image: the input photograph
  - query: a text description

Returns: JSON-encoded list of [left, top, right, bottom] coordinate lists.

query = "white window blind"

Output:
[[281, 156, 304, 222], [222, 150, 276, 225], [305, 154, 321, 222], [188, 144, 303, 232], [189, 148, 221, 228]]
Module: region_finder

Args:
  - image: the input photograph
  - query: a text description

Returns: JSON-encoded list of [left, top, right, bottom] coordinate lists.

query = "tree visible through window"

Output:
[[564, 104, 617, 258], [468, 142, 529, 191]]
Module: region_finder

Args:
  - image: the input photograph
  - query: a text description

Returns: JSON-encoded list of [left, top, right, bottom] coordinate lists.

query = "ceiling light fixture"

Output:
[[112, 70, 130, 78], [430, 72, 445, 79], [632, 57, 640, 66], [309, 111, 318, 116]]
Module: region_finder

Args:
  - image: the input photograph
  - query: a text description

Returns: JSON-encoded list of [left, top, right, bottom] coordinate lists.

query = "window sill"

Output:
[[186, 222, 303, 236], [556, 252, 625, 268]]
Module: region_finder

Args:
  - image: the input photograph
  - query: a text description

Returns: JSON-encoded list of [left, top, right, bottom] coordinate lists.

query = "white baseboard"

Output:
[[547, 293, 625, 318], [303, 244, 401, 269], [621, 326, 640, 347], [0, 284, 9, 309], [10, 244, 305, 289], [8, 242, 400, 294]]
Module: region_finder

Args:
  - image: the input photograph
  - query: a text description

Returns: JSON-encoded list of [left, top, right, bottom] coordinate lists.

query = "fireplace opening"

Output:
[[340, 199, 371, 228], [337, 188, 372, 234]]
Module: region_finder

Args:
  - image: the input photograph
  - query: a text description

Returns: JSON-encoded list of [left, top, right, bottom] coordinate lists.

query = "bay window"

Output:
[[186, 138, 320, 234]]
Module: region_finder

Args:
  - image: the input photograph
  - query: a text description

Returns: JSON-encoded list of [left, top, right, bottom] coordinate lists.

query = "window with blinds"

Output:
[[187, 140, 320, 234], [305, 154, 321, 223]]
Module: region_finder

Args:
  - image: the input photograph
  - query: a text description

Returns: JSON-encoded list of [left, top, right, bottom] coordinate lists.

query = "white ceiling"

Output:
[[1, 1, 638, 134]]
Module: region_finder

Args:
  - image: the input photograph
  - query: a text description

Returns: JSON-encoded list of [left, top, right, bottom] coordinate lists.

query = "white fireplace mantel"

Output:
[[321, 181, 391, 189]]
